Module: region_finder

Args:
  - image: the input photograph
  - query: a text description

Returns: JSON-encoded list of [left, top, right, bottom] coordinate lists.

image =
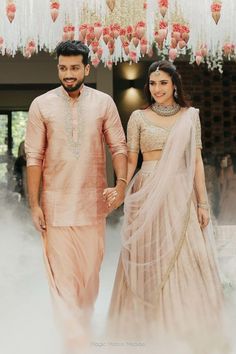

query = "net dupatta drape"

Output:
[[122, 107, 198, 306], [109, 108, 224, 343]]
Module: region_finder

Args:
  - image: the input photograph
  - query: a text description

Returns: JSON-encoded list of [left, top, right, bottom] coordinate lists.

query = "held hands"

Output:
[[31, 205, 46, 232], [103, 184, 125, 212]]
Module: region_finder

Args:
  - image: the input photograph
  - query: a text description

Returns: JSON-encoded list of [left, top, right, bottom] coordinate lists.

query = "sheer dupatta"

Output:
[[121, 107, 199, 307]]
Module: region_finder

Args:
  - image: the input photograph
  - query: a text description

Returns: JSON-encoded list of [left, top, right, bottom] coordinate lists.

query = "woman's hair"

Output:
[[56, 40, 90, 65], [144, 60, 190, 107]]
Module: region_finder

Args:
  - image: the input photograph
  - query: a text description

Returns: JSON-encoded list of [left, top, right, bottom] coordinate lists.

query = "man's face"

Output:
[[57, 55, 90, 93]]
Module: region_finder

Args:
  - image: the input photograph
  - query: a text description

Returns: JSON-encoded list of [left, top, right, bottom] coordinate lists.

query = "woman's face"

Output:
[[149, 70, 175, 106]]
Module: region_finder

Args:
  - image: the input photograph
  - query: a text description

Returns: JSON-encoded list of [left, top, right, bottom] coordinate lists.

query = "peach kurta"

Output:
[[25, 85, 127, 226]]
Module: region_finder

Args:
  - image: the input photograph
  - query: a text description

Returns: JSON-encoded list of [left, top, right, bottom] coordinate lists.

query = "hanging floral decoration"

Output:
[[154, 20, 168, 49], [63, 22, 75, 41], [223, 43, 235, 57], [106, 0, 116, 12], [158, 0, 169, 17], [211, 0, 222, 24], [6, 0, 16, 23], [50, 1, 60, 22], [0, 36, 4, 51], [24, 40, 36, 58], [0, 0, 235, 72]]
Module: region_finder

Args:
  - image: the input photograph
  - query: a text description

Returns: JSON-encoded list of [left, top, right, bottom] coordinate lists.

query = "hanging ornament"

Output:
[[91, 40, 99, 53], [180, 24, 190, 44], [122, 41, 130, 55], [126, 25, 133, 41], [158, 0, 168, 18], [0, 36, 4, 51], [63, 23, 75, 41], [24, 40, 36, 58], [50, 1, 60, 22], [136, 21, 146, 39], [91, 54, 100, 68], [79, 24, 88, 39], [106, 0, 116, 12], [119, 28, 126, 43], [111, 24, 121, 39], [108, 39, 115, 55], [195, 51, 203, 66], [159, 20, 168, 40], [6, 0, 16, 23], [223, 43, 235, 56], [94, 22, 103, 40], [211, 1, 222, 24], [97, 47, 103, 59], [129, 50, 137, 63], [132, 32, 140, 48], [103, 27, 110, 44], [169, 47, 177, 61], [147, 46, 153, 58], [140, 38, 148, 55], [200, 44, 208, 57], [106, 60, 113, 70]]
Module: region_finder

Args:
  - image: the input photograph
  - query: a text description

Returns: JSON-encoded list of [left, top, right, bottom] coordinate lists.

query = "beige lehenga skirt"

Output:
[[108, 161, 225, 350]]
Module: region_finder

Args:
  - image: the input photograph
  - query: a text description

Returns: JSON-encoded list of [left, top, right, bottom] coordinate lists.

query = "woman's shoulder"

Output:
[[128, 109, 143, 122], [185, 106, 200, 115]]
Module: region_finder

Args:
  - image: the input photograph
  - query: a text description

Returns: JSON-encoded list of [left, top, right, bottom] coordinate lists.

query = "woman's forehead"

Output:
[[149, 70, 171, 81]]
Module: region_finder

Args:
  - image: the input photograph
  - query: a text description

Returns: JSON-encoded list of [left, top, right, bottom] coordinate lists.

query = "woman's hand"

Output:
[[197, 207, 210, 229]]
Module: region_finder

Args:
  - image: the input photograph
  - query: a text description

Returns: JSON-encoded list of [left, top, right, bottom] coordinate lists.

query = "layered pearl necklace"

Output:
[[151, 102, 181, 117]]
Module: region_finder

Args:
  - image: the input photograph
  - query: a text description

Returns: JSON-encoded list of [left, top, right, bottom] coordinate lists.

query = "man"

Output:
[[25, 40, 127, 352]]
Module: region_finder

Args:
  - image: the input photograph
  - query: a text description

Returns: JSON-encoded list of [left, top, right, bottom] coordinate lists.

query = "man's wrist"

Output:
[[116, 177, 127, 185]]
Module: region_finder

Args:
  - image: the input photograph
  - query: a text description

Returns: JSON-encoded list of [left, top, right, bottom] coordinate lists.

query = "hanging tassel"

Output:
[[6, 0, 16, 23], [211, 1, 222, 24], [50, 1, 60, 22], [158, 0, 168, 17], [106, 0, 116, 12]]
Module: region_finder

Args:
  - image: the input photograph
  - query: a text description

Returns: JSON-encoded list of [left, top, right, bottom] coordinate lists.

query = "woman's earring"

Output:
[[174, 87, 178, 99]]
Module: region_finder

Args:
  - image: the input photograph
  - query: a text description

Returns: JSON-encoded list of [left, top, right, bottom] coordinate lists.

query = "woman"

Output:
[[108, 61, 225, 349]]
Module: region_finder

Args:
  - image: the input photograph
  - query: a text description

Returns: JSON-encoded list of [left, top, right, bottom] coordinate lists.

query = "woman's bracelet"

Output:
[[117, 177, 127, 185], [197, 202, 209, 210]]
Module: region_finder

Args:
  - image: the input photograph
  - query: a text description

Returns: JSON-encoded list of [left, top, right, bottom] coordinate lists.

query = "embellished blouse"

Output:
[[127, 108, 202, 153], [25, 85, 127, 226]]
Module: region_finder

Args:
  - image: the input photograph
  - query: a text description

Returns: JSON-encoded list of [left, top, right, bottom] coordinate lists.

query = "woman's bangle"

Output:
[[197, 202, 209, 210], [117, 177, 127, 185]]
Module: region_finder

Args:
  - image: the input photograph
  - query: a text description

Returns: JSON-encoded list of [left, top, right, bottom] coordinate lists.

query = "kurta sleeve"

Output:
[[127, 111, 140, 153], [25, 98, 47, 167], [195, 110, 202, 149], [103, 96, 127, 159]]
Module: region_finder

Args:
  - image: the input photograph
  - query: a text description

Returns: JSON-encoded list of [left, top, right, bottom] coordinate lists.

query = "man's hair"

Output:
[[56, 40, 90, 65]]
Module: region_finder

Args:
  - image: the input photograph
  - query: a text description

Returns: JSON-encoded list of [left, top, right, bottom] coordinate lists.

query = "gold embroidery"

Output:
[[56, 87, 89, 158]]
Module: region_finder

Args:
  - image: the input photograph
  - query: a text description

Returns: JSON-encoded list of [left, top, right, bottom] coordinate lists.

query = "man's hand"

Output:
[[103, 184, 125, 212], [31, 206, 46, 232]]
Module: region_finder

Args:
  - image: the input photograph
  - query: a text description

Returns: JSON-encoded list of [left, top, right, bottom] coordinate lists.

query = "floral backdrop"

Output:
[[0, 0, 235, 71]]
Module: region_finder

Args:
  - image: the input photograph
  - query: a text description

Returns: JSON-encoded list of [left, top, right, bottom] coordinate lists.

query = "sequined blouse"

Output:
[[127, 108, 202, 153]]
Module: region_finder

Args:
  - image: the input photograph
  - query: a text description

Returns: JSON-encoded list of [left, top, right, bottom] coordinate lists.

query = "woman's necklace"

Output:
[[151, 102, 181, 117]]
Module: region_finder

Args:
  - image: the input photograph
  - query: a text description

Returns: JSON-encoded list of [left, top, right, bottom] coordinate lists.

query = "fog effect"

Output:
[[1, 189, 236, 354]]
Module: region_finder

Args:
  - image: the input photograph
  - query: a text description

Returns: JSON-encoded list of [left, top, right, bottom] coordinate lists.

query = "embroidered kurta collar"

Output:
[[58, 84, 88, 102]]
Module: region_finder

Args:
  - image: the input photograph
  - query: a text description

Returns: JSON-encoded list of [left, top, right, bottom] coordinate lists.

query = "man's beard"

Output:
[[60, 79, 84, 93]]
